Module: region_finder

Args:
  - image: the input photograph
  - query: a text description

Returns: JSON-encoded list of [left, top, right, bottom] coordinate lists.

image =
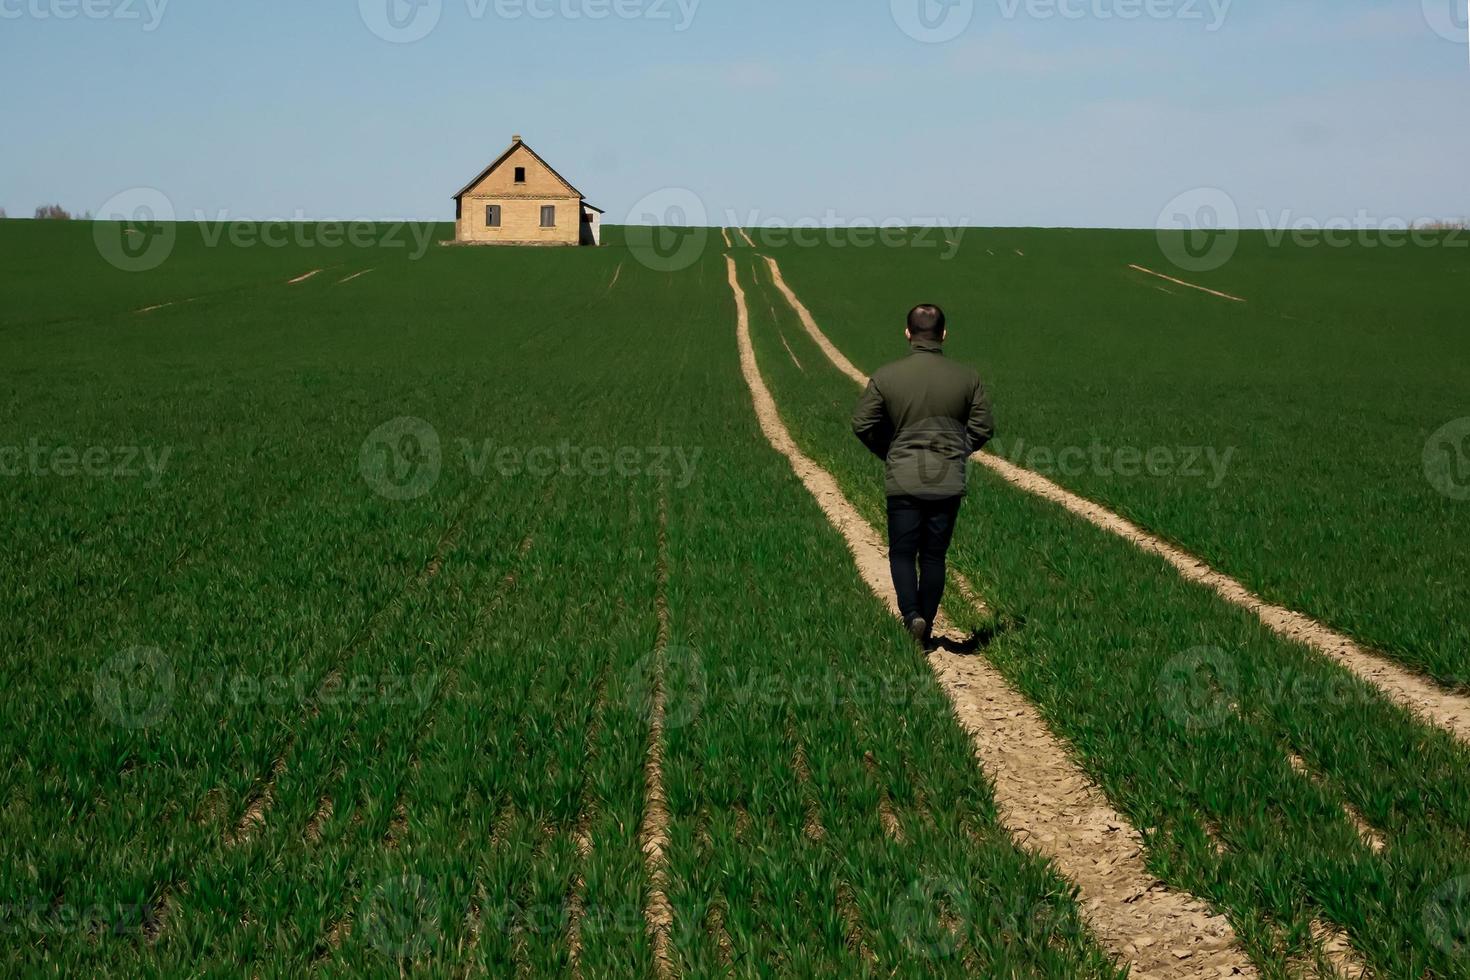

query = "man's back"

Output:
[[850, 303, 994, 647], [853, 337, 994, 500]]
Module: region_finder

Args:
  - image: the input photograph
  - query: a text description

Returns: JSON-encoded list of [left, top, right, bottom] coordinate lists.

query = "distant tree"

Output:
[[0, 208, 7, 219], [34, 204, 72, 220]]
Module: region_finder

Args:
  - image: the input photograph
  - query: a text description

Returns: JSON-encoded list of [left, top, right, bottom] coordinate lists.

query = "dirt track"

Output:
[[641, 492, 674, 979], [1128, 264, 1245, 302], [762, 253, 1470, 748], [726, 254, 1252, 979]]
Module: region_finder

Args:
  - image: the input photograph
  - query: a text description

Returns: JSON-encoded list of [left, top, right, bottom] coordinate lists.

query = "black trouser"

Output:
[[886, 494, 963, 630]]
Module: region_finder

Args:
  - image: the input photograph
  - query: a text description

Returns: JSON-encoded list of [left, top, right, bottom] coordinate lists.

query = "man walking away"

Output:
[[851, 304, 995, 648]]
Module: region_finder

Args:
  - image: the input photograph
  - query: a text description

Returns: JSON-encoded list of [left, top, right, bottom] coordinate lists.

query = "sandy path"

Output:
[[721, 227, 733, 248], [981, 453, 1470, 745], [763, 254, 1470, 747], [762, 256, 866, 384], [287, 269, 322, 285], [336, 269, 374, 285], [736, 227, 756, 248], [606, 261, 624, 294], [726, 254, 1251, 979], [135, 303, 173, 314], [1128, 264, 1245, 303], [641, 492, 675, 979]]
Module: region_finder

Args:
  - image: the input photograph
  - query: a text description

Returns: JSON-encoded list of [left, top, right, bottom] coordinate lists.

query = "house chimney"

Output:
[[512, 134, 522, 143]]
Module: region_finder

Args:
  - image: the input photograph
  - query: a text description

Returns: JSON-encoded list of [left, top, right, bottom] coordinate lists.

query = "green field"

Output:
[[3, 219, 1469, 977], [763, 229, 1470, 686]]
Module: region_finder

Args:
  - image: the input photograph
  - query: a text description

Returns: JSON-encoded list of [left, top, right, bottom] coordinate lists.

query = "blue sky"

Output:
[[2, 0, 1466, 227]]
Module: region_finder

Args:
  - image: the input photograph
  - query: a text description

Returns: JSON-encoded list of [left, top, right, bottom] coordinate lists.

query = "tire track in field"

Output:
[[1193, 822, 1365, 977], [565, 585, 625, 975], [287, 269, 323, 285], [132, 494, 480, 945], [785, 721, 877, 965], [336, 269, 375, 285], [760, 253, 1470, 748], [382, 534, 534, 849], [735, 227, 756, 248], [1284, 753, 1386, 855], [314, 535, 535, 961], [642, 489, 675, 979], [226, 493, 478, 846], [721, 228, 733, 249], [725, 254, 1252, 980], [565, 673, 610, 976], [1128, 264, 1246, 303], [747, 256, 804, 372]]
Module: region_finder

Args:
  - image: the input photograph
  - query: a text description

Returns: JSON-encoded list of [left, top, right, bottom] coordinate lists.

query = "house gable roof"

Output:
[[453, 138, 584, 201]]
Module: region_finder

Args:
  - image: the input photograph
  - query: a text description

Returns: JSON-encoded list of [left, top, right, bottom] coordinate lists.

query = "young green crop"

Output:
[[739, 246, 1470, 977], [0, 225, 1128, 976], [765, 229, 1470, 687]]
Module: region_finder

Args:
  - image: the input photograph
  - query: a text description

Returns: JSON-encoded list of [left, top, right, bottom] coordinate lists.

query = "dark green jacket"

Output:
[[851, 339, 995, 499]]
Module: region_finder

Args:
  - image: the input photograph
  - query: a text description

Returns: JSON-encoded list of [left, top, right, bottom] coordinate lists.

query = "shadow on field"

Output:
[[930, 614, 1025, 656]]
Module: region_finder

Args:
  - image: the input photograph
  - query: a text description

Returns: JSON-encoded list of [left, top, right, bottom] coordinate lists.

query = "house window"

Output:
[[540, 205, 556, 228], [514, 167, 526, 184], [485, 204, 501, 228]]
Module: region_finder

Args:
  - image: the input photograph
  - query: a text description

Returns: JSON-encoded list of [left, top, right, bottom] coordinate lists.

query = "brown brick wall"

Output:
[[455, 143, 583, 245]]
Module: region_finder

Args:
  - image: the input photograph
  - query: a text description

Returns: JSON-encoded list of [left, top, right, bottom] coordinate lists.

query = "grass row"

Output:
[[654, 249, 1121, 977], [765, 230, 1470, 686], [736, 248, 1470, 978], [0, 227, 1127, 976]]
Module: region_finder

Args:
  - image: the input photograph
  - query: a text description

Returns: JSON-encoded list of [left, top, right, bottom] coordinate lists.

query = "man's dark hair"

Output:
[[907, 304, 946, 341]]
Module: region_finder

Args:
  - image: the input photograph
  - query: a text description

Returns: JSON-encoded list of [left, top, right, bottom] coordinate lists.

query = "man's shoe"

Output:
[[907, 616, 929, 647]]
